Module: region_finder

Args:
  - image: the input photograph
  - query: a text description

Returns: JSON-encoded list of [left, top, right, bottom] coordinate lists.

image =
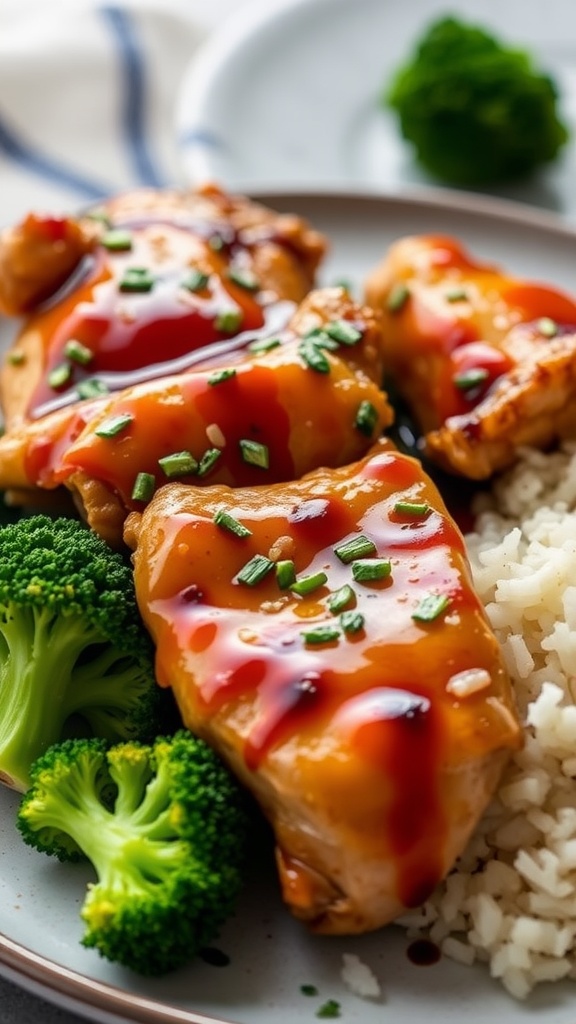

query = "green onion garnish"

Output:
[[227, 268, 260, 292], [328, 584, 355, 614], [334, 535, 376, 563], [76, 378, 109, 399], [7, 351, 25, 366], [354, 400, 378, 437], [183, 269, 210, 292], [248, 337, 282, 354], [64, 339, 93, 366], [453, 367, 489, 391], [305, 328, 339, 351], [208, 368, 236, 386], [209, 233, 225, 251], [393, 500, 430, 517], [445, 288, 468, 302], [101, 229, 133, 252], [214, 509, 252, 538], [325, 319, 363, 345], [300, 985, 318, 997], [340, 610, 365, 634], [119, 267, 155, 293], [197, 448, 222, 477], [537, 317, 558, 338], [316, 999, 341, 1019], [301, 626, 340, 646], [215, 309, 243, 334], [236, 553, 275, 586], [351, 558, 392, 582], [298, 337, 331, 373], [48, 363, 71, 389], [94, 413, 133, 438], [386, 283, 410, 313], [158, 450, 199, 478], [290, 571, 328, 597], [239, 439, 269, 469], [276, 559, 296, 589], [131, 471, 155, 502], [412, 593, 451, 622]]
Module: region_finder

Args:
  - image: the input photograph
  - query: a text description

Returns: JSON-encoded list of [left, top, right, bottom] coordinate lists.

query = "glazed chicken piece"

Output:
[[0, 288, 391, 546], [0, 183, 325, 515], [124, 439, 521, 934], [365, 235, 576, 478]]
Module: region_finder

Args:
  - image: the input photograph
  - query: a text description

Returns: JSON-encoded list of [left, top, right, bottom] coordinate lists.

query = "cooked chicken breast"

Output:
[[124, 439, 521, 934], [365, 234, 576, 478]]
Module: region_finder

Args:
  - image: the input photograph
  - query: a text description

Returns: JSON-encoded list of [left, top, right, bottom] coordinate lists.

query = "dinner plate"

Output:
[[1, 189, 576, 1024], [175, 0, 576, 220]]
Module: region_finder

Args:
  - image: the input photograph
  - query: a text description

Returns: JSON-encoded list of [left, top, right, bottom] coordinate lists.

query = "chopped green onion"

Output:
[[101, 228, 133, 252], [340, 610, 365, 634], [354, 399, 378, 437], [351, 558, 392, 582], [197, 447, 222, 477], [208, 368, 236, 386], [158, 450, 199, 478], [445, 288, 468, 302], [94, 413, 133, 438], [386, 283, 410, 313], [209, 233, 225, 251], [76, 378, 109, 399], [236, 553, 275, 586], [183, 269, 210, 292], [239, 439, 269, 469], [86, 209, 111, 227], [215, 309, 244, 334], [334, 535, 377, 563], [537, 317, 558, 338], [227, 267, 260, 291], [325, 319, 363, 345], [412, 593, 451, 622], [131, 471, 155, 502], [119, 267, 155, 293], [316, 1000, 341, 1019], [453, 367, 489, 391], [214, 509, 252, 537], [63, 339, 93, 366], [290, 571, 328, 596], [276, 559, 296, 589], [300, 984, 318, 997], [248, 336, 282, 354], [328, 584, 355, 614], [301, 626, 340, 646], [305, 328, 339, 351], [6, 351, 25, 366], [393, 500, 431, 517], [48, 363, 72, 389], [298, 337, 331, 373]]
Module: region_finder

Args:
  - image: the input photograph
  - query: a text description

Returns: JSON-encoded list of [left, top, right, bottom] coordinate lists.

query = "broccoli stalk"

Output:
[[385, 16, 569, 186], [17, 732, 249, 975], [0, 515, 161, 791]]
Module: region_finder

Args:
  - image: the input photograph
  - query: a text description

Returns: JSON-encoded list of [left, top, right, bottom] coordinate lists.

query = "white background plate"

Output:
[[2, 190, 576, 1023], [175, 0, 576, 220]]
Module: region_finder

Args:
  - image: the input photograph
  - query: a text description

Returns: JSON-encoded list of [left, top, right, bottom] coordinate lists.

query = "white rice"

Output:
[[400, 442, 576, 1000], [341, 952, 382, 998]]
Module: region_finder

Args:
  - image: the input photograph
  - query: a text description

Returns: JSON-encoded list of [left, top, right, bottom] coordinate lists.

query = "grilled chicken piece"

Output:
[[124, 439, 521, 934], [365, 235, 576, 478], [0, 288, 391, 546]]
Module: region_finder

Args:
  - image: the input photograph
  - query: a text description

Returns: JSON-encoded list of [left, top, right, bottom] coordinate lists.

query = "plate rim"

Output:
[[2, 185, 576, 1024]]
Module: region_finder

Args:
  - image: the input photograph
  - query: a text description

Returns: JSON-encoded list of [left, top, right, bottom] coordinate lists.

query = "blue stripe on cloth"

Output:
[[100, 5, 166, 188], [0, 114, 114, 201]]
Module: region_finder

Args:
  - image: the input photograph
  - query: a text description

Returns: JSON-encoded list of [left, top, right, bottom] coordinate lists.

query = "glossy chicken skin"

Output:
[[0, 288, 391, 546], [124, 440, 521, 934], [365, 235, 576, 478], [0, 184, 325, 515]]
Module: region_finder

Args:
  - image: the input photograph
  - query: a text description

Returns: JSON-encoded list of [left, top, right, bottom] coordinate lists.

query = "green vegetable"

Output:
[[17, 731, 249, 975], [385, 16, 569, 185], [0, 515, 161, 791]]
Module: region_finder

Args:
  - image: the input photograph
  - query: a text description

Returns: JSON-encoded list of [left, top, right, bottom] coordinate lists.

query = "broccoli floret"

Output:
[[0, 514, 161, 791], [385, 16, 569, 185], [17, 731, 249, 975]]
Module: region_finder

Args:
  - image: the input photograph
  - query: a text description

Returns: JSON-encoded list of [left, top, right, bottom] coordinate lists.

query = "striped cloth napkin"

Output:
[[0, 0, 205, 224]]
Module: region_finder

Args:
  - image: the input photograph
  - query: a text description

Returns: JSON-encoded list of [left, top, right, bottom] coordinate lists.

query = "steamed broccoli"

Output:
[[0, 514, 161, 791], [385, 16, 569, 185], [17, 731, 249, 975]]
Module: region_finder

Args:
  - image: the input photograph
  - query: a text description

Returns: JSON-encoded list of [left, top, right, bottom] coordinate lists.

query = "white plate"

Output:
[[2, 190, 576, 1024], [175, 0, 576, 220]]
